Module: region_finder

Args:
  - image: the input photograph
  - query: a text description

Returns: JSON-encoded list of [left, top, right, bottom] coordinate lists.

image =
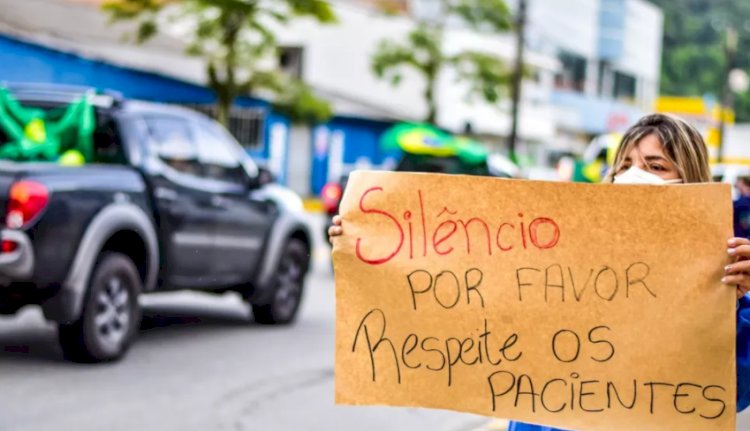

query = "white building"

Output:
[[514, 0, 664, 151], [276, 1, 562, 192]]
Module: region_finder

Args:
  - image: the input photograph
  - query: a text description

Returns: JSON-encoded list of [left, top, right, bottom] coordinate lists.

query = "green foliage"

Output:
[[371, 0, 513, 124], [103, 0, 336, 125], [372, 25, 439, 86], [451, 51, 511, 104], [649, 0, 750, 120], [450, 0, 512, 33], [273, 80, 333, 123]]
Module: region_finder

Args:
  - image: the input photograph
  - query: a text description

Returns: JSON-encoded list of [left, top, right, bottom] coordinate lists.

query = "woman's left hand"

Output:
[[723, 237, 750, 299]]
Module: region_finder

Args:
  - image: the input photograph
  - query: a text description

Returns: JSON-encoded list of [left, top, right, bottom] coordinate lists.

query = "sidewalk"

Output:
[[473, 419, 509, 431]]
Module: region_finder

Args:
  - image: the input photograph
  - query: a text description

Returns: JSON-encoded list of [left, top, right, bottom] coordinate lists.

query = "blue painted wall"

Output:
[[310, 116, 398, 195], [0, 34, 291, 183]]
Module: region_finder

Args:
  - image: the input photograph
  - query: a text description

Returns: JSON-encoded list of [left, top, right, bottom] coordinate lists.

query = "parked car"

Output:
[[0, 83, 311, 362], [321, 151, 519, 241]]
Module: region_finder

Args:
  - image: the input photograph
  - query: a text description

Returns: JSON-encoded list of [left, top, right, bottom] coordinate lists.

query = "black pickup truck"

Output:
[[0, 84, 312, 362]]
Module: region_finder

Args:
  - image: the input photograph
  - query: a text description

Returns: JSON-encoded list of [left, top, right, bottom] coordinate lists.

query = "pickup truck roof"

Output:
[[5, 82, 205, 120], [3, 82, 122, 108]]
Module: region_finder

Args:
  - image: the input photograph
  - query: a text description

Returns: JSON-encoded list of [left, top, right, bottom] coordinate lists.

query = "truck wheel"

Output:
[[58, 252, 142, 363], [252, 239, 308, 325]]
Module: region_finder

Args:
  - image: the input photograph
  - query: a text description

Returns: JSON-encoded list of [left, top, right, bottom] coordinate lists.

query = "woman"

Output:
[[329, 114, 750, 430]]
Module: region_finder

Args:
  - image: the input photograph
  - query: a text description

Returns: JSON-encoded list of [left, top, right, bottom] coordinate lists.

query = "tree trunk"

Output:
[[424, 23, 443, 125], [212, 10, 242, 127], [424, 66, 438, 125], [216, 90, 232, 127]]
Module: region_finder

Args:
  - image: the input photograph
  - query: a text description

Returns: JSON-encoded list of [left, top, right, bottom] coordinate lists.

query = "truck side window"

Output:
[[144, 116, 202, 177], [93, 116, 127, 164], [192, 118, 247, 186]]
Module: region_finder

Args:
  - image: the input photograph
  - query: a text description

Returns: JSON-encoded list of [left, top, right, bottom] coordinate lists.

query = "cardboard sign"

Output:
[[333, 171, 736, 431]]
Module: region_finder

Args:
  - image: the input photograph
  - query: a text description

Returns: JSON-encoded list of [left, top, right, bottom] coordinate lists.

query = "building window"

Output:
[[554, 51, 587, 92], [613, 71, 636, 101], [181, 104, 265, 151], [279, 46, 304, 79]]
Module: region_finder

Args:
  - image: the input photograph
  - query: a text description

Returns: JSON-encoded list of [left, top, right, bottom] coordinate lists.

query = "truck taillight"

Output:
[[6, 181, 49, 229]]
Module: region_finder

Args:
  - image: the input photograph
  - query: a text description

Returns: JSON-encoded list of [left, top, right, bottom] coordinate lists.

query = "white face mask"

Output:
[[613, 166, 683, 185]]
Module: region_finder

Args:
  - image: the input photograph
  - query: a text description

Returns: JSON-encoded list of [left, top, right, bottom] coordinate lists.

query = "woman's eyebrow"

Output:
[[643, 155, 667, 162]]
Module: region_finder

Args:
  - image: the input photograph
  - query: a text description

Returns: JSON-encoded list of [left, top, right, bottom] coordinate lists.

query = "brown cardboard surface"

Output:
[[332, 171, 736, 431]]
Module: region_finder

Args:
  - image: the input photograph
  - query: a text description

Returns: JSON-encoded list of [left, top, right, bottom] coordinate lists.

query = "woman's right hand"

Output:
[[328, 215, 343, 244], [723, 237, 750, 299]]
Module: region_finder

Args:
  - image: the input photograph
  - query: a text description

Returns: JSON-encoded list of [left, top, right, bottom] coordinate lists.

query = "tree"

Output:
[[103, 0, 336, 126], [649, 0, 750, 121], [371, 0, 513, 125]]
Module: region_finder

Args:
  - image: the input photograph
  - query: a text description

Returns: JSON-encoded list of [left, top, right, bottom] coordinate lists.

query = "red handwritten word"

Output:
[[355, 187, 561, 266]]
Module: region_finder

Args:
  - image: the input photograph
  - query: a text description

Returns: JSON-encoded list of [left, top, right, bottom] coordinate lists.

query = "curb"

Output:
[[303, 198, 323, 213], [472, 419, 509, 431]]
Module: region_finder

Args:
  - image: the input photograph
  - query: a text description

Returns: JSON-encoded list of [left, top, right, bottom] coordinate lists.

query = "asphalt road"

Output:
[[0, 215, 749, 431], [0, 216, 489, 431]]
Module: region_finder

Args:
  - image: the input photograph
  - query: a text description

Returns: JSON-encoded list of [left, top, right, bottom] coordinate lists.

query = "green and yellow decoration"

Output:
[[380, 122, 489, 165], [0, 87, 94, 165]]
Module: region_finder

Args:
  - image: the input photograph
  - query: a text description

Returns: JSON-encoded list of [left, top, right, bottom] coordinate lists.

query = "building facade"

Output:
[[517, 0, 664, 151], [277, 1, 561, 193], [0, 0, 664, 196]]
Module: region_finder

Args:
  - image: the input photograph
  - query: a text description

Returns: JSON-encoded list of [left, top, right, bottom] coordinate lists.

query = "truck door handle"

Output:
[[211, 195, 231, 208], [155, 187, 178, 202]]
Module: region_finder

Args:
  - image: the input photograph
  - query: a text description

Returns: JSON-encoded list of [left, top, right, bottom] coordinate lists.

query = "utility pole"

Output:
[[718, 26, 738, 164], [508, 0, 527, 164]]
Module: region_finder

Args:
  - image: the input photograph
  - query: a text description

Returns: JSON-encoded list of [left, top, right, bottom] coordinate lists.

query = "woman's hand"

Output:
[[723, 237, 750, 299], [328, 215, 343, 244]]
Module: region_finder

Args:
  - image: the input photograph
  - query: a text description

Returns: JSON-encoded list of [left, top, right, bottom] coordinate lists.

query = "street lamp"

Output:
[[508, 0, 527, 164], [717, 26, 738, 164]]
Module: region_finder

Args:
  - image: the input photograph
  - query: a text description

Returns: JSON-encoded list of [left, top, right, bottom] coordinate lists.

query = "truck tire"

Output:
[[252, 239, 308, 325], [58, 252, 142, 363]]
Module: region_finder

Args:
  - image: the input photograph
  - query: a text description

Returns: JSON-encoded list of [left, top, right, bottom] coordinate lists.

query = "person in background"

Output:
[[735, 176, 750, 239], [329, 114, 750, 431]]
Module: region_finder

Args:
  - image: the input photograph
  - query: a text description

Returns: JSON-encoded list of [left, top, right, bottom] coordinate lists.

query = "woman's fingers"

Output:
[[721, 240, 750, 299], [725, 259, 750, 274], [721, 273, 750, 299], [328, 224, 344, 244], [722, 273, 748, 284], [328, 215, 344, 245], [729, 237, 750, 248], [728, 244, 750, 259]]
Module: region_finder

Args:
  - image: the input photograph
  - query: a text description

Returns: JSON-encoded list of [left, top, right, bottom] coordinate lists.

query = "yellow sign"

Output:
[[333, 171, 736, 431]]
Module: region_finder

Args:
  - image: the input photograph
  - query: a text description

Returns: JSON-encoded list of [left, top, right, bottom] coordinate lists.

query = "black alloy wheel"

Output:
[[252, 239, 308, 325], [58, 252, 142, 363]]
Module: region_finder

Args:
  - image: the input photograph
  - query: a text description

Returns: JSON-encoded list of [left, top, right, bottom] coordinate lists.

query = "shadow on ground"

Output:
[[0, 293, 264, 364]]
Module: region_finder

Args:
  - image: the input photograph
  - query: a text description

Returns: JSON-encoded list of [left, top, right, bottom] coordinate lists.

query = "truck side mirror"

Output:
[[257, 166, 275, 186]]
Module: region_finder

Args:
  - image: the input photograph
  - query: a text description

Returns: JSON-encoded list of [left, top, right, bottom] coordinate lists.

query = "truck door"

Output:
[[140, 114, 221, 288], [190, 117, 274, 285]]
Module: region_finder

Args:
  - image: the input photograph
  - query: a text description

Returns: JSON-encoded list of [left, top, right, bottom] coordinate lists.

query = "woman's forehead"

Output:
[[623, 133, 664, 158]]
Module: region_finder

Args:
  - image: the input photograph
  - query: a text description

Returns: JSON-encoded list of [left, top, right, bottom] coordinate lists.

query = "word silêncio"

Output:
[[353, 187, 561, 265], [346, 185, 729, 422]]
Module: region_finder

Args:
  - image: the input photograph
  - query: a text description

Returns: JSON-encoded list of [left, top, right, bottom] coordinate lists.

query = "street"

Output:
[[0, 216, 489, 431], [0, 214, 748, 431]]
